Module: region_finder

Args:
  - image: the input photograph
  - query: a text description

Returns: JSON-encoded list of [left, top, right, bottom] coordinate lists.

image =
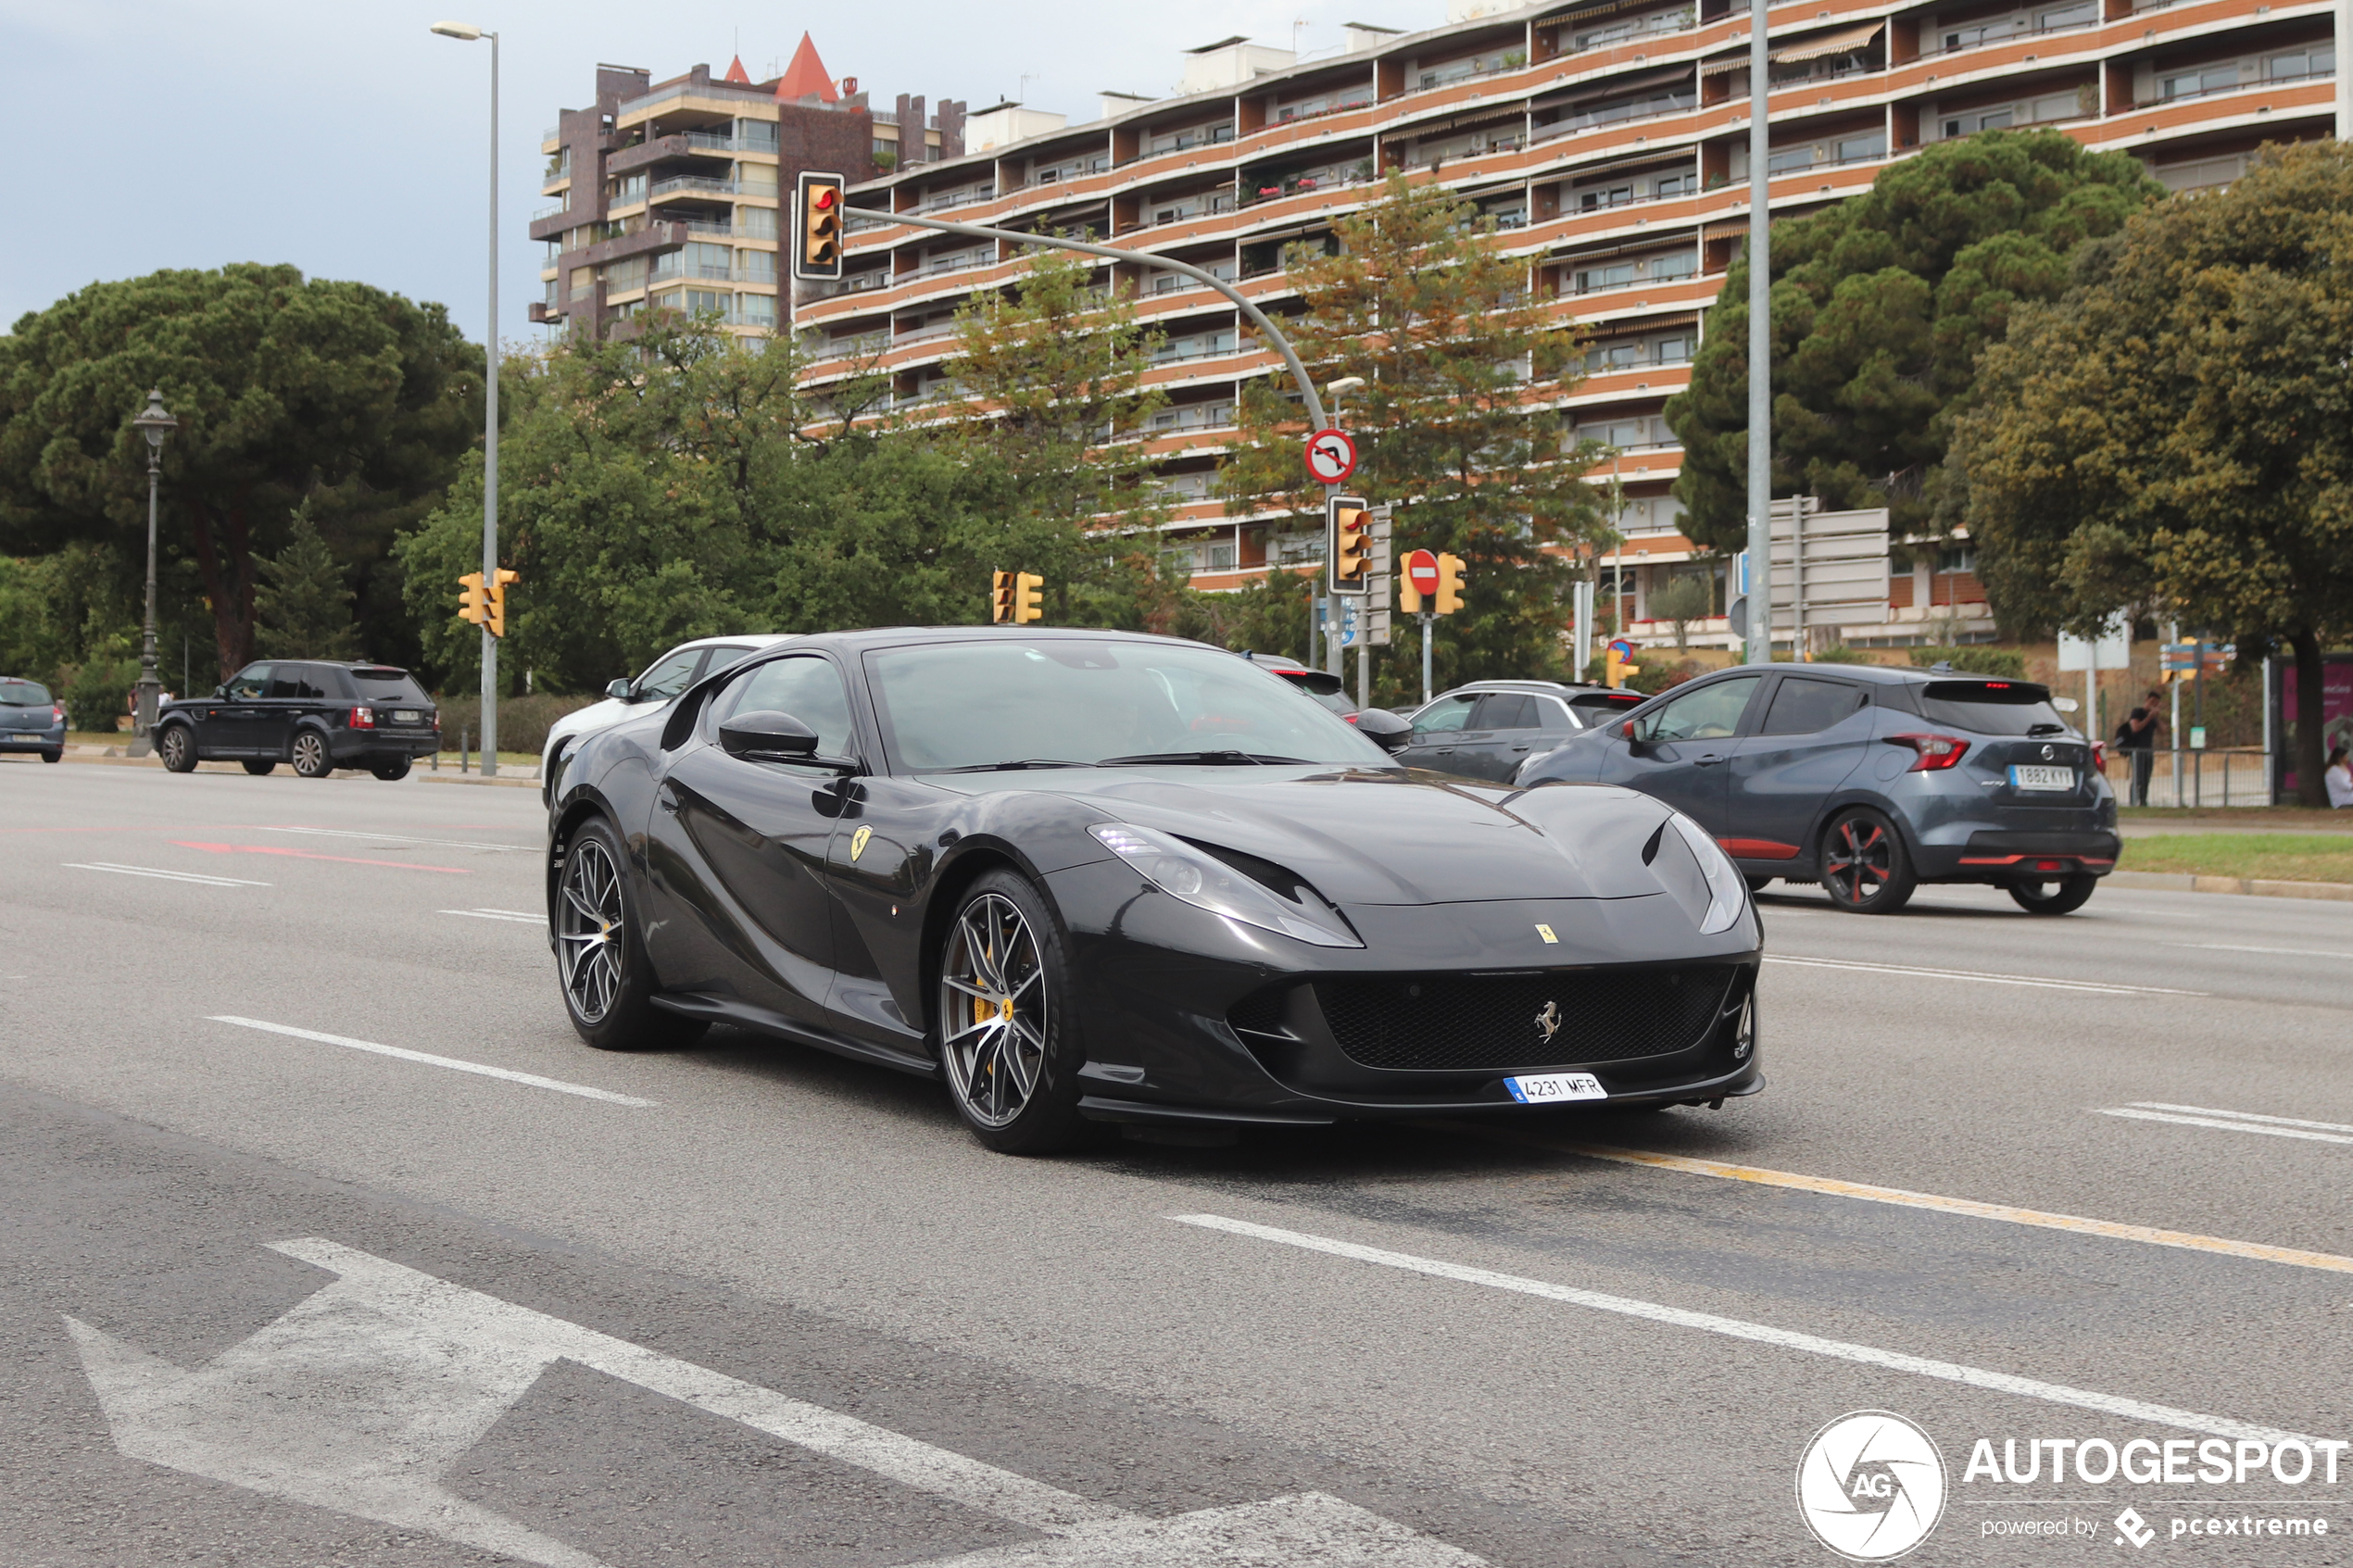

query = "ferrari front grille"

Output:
[[1312, 964, 1739, 1073]]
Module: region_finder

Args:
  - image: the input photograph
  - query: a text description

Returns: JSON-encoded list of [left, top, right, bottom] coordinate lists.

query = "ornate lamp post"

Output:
[[128, 388, 178, 755]]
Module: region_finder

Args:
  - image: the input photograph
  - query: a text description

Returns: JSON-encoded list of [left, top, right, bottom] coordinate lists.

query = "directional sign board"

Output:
[[1303, 429, 1358, 486]]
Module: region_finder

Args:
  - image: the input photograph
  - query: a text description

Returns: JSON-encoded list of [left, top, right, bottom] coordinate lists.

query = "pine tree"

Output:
[[256, 504, 360, 659]]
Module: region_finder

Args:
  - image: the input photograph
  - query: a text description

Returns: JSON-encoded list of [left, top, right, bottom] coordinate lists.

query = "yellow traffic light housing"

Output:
[[457, 571, 487, 626], [1013, 572, 1045, 624], [487, 568, 519, 638], [1398, 575, 1422, 614], [991, 570, 1016, 624], [795, 171, 846, 282], [1327, 496, 1370, 595], [1434, 552, 1466, 616], [1605, 645, 1642, 689]]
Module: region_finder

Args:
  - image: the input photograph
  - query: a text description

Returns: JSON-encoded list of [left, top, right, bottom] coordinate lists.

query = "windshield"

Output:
[[0, 679, 50, 707], [865, 638, 1392, 771], [1918, 681, 2073, 736]]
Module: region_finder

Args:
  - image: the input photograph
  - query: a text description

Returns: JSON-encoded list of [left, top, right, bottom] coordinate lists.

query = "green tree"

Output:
[[1667, 132, 2161, 552], [255, 504, 361, 659], [0, 264, 483, 679], [1219, 172, 1610, 703], [1953, 141, 2353, 805], [1649, 574, 1711, 651]]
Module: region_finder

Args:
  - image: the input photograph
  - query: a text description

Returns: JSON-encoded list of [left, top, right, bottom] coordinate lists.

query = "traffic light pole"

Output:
[[479, 27, 501, 774]]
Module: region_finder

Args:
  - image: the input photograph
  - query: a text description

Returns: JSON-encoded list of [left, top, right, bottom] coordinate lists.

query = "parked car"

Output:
[[1515, 663, 2119, 915], [541, 635, 794, 802], [1394, 680, 1646, 781], [1238, 650, 1357, 717], [153, 662, 439, 780], [0, 677, 66, 763]]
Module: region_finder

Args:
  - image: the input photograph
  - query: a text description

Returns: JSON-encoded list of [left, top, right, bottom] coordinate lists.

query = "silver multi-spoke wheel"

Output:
[[293, 731, 329, 777], [937, 893, 1048, 1129], [559, 836, 626, 1024]]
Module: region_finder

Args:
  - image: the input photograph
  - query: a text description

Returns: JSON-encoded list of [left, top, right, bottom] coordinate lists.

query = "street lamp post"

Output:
[[433, 19, 501, 775], [128, 388, 178, 756]]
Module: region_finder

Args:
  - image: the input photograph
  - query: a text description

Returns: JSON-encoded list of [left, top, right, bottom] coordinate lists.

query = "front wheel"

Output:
[[1821, 807, 1917, 914], [371, 758, 412, 782], [291, 731, 333, 778], [555, 817, 707, 1051], [936, 871, 1089, 1154], [2009, 873, 2096, 915], [157, 724, 196, 773], [241, 759, 276, 776]]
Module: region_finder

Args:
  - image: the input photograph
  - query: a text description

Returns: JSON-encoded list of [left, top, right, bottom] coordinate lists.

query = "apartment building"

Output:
[[789, 0, 2333, 650], [532, 39, 968, 340]]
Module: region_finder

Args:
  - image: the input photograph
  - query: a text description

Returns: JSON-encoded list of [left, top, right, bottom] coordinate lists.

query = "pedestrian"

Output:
[[2327, 743, 2353, 809], [2115, 687, 2164, 807]]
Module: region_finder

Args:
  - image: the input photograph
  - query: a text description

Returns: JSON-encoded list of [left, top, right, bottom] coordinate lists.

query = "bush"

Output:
[[1809, 644, 1873, 663], [1907, 645, 2027, 678], [60, 653, 140, 733], [430, 692, 601, 758]]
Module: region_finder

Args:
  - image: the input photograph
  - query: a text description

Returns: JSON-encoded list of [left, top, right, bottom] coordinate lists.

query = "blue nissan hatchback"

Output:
[[1515, 663, 2118, 914]]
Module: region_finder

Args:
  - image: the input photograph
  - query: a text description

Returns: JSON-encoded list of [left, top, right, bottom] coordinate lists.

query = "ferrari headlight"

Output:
[[1090, 823, 1361, 947], [1667, 812, 1749, 935]]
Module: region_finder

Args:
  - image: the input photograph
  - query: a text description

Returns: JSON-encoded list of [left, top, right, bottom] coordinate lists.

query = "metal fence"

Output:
[[2099, 747, 2271, 808]]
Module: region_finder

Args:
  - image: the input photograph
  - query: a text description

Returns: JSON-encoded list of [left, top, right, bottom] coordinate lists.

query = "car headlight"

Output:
[[1090, 823, 1362, 947], [1667, 812, 1750, 935]]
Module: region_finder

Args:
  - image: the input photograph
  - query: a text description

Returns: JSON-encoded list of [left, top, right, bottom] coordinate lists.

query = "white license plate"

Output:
[[1504, 1072, 1607, 1104], [395, 710, 421, 723], [2008, 765, 2074, 791]]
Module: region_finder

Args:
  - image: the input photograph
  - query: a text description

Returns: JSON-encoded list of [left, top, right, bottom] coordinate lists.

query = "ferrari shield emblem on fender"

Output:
[[1535, 1000, 1562, 1042], [849, 825, 873, 861]]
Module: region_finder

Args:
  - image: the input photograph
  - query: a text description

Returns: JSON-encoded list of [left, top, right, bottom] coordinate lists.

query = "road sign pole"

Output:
[[1420, 608, 1434, 707], [1326, 482, 1342, 678]]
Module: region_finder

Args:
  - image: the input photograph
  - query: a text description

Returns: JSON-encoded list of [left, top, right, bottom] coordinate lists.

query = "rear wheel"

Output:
[[40, 748, 61, 763], [1743, 874, 1773, 893], [157, 724, 196, 773], [371, 758, 412, 782], [241, 759, 276, 776], [556, 817, 707, 1051], [2008, 873, 2096, 915], [1821, 807, 1916, 914], [291, 731, 333, 778], [936, 871, 1089, 1154]]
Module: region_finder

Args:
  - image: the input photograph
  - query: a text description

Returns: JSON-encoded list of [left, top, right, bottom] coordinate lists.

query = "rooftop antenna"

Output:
[[1293, 17, 1310, 53], [1016, 72, 1035, 106]]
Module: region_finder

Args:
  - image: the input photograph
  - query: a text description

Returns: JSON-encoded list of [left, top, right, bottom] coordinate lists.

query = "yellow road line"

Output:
[[1504, 1134, 2353, 1274]]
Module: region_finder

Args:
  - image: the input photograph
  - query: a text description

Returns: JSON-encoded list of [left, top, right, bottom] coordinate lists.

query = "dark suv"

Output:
[[154, 661, 440, 781], [1515, 663, 2118, 914], [1396, 680, 1646, 781]]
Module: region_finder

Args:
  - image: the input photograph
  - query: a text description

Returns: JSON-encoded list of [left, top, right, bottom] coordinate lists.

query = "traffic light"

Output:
[[991, 570, 1016, 624], [1434, 552, 1466, 616], [487, 569, 519, 638], [458, 571, 487, 626], [795, 170, 846, 282], [1327, 495, 1371, 595], [1398, 575, 1422, 614], [1605, 640, 1642, 689], [1013, 572, 1045, 624]]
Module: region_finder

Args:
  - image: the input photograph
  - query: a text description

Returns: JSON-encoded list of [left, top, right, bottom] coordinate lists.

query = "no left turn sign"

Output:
[[1304, 429, 1358, 485]]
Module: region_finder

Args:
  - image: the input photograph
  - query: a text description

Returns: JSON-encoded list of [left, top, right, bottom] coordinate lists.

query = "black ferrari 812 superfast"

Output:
[[547, 628, 1762, 1152]]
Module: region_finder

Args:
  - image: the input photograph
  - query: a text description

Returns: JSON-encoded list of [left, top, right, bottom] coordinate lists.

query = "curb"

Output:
[[2107, 870, 2353, 902], [418, 771, 540, 790]]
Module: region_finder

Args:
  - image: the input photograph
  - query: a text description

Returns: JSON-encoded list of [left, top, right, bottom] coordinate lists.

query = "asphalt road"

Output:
[[5, 759, 2349, 1567]]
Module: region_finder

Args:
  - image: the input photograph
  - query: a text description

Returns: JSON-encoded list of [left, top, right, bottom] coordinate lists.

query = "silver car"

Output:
[[541, 635, 792, 801]]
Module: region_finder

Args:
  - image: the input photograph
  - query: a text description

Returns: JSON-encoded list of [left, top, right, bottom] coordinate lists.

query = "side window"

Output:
[[723, 656, 856, 759], [1643, 676, 1762, 743], [266, 669, 305, 699], [701, 644, 756, 679], [1534, 697, 1576, 734], [635, 647, 707, 702], [1758, 677, 1869, 736], [1412, 693, 1480, 735], [224, 663, 272, 700], [1473, 693, 1537, 731]]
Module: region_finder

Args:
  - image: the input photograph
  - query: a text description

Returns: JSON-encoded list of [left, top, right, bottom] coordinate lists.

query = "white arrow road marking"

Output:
[[441, 908, 544, 923], [2099, 1104, 2353, 1147], [1763, 953, 2204, 997], [65, 862, 271, 887], [260, 825, 535, 853], [206, 1017, 655, 1107], [1172, 1213, 2317, 1446], [69, 1239, 1482, 1568]]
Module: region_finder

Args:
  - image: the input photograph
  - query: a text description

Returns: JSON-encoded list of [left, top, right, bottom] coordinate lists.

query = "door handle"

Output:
[[1509, 742, 1533, 752], [1693, 753, 1725, 767]]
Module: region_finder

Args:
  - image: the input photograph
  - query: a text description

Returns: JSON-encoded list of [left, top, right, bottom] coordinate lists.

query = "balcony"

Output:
[[1561, 9, 1695, 56], [1530, 93, 1698, 146], [649, 174, 778, 202], [1408, 52, 1530, 95], [1918, 5, 2100, 60]]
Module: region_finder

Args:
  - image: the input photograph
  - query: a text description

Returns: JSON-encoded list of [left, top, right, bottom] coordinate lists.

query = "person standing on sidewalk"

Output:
[[2116, 687, 2164, 807]]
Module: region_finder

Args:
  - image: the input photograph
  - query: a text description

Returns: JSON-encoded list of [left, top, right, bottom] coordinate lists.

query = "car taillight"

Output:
[[1887, 733, 1969, 771], [350, 706, 375, 729], [2091, 741, 2107, 772], [52, 704, 65, 725]]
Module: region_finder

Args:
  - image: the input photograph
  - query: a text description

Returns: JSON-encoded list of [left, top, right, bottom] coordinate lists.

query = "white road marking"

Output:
[[69, 1238, 1478, 1568], [205, 1017, 654, 1107], [65, 861, 270, 887], [442, 908, 543, 923], [2172, 942, 2353, 960], [2099, 1103, 2353, 1148], [1763, 953, 2203, 997], [259, 825, 535, 853], [1172, 1212, 2315, 1446]]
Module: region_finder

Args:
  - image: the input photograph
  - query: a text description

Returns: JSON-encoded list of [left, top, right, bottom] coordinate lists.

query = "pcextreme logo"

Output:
[[1797, 1411, 1948, 1562]]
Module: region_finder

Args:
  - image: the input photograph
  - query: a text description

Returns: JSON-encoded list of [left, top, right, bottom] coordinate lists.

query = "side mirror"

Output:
[[719, 709, 858, 772], [212, 684, 227, 699], [1353, 708, 1412, 756], [605, 678, 635, 701], [1620, 719, 1637, 739]]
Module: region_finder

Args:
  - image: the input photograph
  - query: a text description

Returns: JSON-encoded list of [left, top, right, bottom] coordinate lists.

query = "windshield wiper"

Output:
[[1098, 750, 1315, 766], [934, 759, 1092, 773]]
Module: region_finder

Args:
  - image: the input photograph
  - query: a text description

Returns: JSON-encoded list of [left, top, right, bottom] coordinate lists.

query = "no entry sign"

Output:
[[1304, 428, 1358, 485], [1404, 549, 1440, 598]]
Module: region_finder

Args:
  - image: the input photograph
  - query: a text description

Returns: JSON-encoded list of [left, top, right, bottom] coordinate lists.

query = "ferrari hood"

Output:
[[1035, 768, 1678, 905]]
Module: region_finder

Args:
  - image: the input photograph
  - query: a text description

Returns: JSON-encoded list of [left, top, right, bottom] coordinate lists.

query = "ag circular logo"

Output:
[[1796, 1411, 1946, 1561]]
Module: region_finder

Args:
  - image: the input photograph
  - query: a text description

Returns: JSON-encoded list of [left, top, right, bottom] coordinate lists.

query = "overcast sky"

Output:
[[0, 0, 1424, 352]]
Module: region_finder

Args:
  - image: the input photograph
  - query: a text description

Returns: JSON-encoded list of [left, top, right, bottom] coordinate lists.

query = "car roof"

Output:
[[1687, 661, 2006, 686]]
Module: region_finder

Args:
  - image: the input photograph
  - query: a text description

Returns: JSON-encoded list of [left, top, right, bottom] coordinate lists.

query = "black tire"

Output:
[[2009, 873, 2097, 915], [371, 758, 412, 782], [157, 724, 197, 773], [1743, 874, 1773, 893], [241, 759, 276, 776], [1820, 807, 1917, 914], [40, 748, 61, 764], [554, 816, 708, 1051], [935, 869, 1090, 1154], [291, 730, 333, 778]]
